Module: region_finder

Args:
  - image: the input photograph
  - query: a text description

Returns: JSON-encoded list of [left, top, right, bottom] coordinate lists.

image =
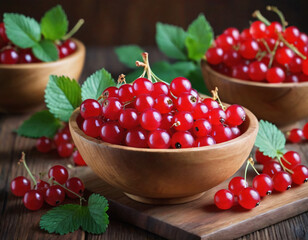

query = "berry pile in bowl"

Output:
[[0, 5, 85, 112], [201, 6, 308, 126], [69, 52, 259, 204]]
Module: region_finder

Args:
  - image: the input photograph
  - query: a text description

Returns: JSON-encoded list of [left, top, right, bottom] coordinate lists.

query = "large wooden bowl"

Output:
[[69, 107, 259, 205], [201, 60, 308, 127], [0, 39, 85, 113]]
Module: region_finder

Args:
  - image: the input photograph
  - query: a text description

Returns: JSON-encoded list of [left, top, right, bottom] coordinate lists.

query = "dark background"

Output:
[[1, 0, 307, 47]]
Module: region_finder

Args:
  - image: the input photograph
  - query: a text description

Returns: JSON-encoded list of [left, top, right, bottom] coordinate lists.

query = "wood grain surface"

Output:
[[0, 48, 307, 240]]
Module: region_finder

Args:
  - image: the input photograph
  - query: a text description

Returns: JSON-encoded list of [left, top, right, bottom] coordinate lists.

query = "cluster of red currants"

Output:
[[206, 20, 308, 83], [78, 77, 246, 149], [214, 150, 308, 210], [36, 125, 86, 166], [0, 23, 77, 64], [286, 122, 308, 143], [11, 162, 85, 211]]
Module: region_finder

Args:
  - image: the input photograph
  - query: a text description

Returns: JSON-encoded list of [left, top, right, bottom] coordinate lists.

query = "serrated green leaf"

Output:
[[185, 14, 213, 61], [40, 204, 82, 235], [4, 13, 40, 48], [45, 75, 82, 122], [41, 5, 68, 40], [151, 61, 178, 83], [81, 68, 115, 101], [32, 40, 59, 62], [172, 61, 196, 76], [255, 120, 286, 158], [115, 45, 144, 68], [156, 22, 187, 60], [187, 66, 210, 95], [16, 110, 61, 138]]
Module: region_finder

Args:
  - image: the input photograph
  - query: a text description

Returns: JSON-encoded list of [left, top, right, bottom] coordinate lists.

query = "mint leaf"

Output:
[[3, 13, 40, 48], [115, 45, 144, 68], [40, 204, 82, 235], [16, 110, 61, 138], [185, 14, 213, 61], [32, 40, 59, 62], [41, 5, 68, 40], [81, 68, 115, 101], [255, 120, 286, 158], [156, 22, 187, 60], [45, 76, 82, 122]]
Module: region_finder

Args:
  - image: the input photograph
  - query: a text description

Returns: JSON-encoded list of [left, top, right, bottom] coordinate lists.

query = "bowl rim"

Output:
[[202, 59, 308, 88], [69, 105, 259, 153], [0, 38, 85, 69]]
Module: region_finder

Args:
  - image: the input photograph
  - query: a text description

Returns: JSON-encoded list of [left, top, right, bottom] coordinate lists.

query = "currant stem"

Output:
[[62, 19, 85, 41], [252, 10, 271, 26], [268, 40, 280, 68], [211, 87, 226, 111], [266, 6, 287, 30], [248, 157, 260, 175], [53, 180, 86, 205], [19, 152, 37, 186], [277, 156, 294, 174], [244, 160, 250, 183], [260, 39, 272, 54], [277, 32, 307, 60]]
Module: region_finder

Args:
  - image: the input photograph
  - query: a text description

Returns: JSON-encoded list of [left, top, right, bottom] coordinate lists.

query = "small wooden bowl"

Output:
[[69, 108, 259, 205], [0, 39, 85, 113], [201, 60, 308, 127]]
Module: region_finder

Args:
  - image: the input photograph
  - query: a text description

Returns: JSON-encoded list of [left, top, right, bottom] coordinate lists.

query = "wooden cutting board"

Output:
[[74, 144, 308, 240]]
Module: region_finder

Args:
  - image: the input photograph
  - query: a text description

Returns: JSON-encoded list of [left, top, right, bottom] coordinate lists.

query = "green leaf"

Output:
[[185, 14, 213, 61], [3, 13, 40, 48], [40, 204, 82, 235], [16, 110, 61, 138], [187, 66, 210, 95], [124, 68, 143, 83], [255, 120, 286, 158], [172, 61, 196, 77], [156, 22, 187, 60], [45, 76, 82, 122], [32, 40, 59, 62], [115, 45, 144, 68], [81, 68, 115, 101], [41, 5, 68, 40]]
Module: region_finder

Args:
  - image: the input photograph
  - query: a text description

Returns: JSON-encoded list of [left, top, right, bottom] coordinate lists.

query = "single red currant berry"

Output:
[[132, 77, 154, 95], [125, 127, 148, 148], [285, 74, 299, 83], [23, 190, 44, 211], [249, 21, 267, 39], [266, 67, 286, 83], [100, 122, 125, 144], [238, 187, 260, 209], [231, 126, 241, 138], [252, 174, 274, 197], [302, 58, 308, 76], [18, 49, 38, 63], [228, 176, 248, 196], [214, 189, 234, 210], [102, 86, 118, 99], [303, 122, 308, 139], [202, 98, 220, 110], [287, 128, 303, 143], [206, 47, 224, 65], [275, 47, 295, 65], [239, 39, 259, 59], [44, 185, 66, 206], [225, 104, 246, 126], [282, 151, 301, 169], [82, 117, 103, 138], [224, 27, 240, 42], [36, 136, 53, 153], [148, 129, 171, 149], [292, 165, 308, 184], [48, 165, 69, 184], [73, 150, 87, 166], [192, 103, 209, 119], [57, 142, 74, 158], [194, 136, 216, 147], [35, 180, 50, 196], [0, 22, 9, 43], [215, 34, 234, 51], [171, 131, 194, 149], [240, 28, 252, 41], [80, 99, 102, 119], [119, 108, 139, 129], [0, 49, 19, 64], [139, 109, 162, 131], [208, 108, 226, 125], [289, 56, 302, 73], [134, 94, 154, 112], [284, 26, 300, 43], [273, 171, 292, 192], [170, 77, 192, 97], [57, 43, 69, 58], [231, 64, 249, 80], [54, 132, 71, 146], [212, 124, 233, 143], [154, 95, 174, 114], [65, 177, 85, 199], [255, 149, 273, 165], [267, 22, 282, 39], [248, 61, 268, 81], [118, 84, 134, 103], [10, 176, 31, 197], [63, 39, 77, 54], [223, 50, 242, 67], [175, 93, 197, 112], [193, 119, 212, 137], [102, 97, 122, 120], [160, 113, 174, 131], [173, 111, 194, 131], [152, 82, 169, 98], [262, 161, 282, 177]]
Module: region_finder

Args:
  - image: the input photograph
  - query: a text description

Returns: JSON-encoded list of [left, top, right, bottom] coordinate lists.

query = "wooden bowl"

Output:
[[0, 39, 85, 113], [69, 108, 259, 205], [201, 60, 308, 127]]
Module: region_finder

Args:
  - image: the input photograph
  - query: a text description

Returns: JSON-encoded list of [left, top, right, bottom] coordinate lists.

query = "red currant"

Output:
[[73, 150, 87, 166], [208, 108, 226, 125], [119, 108, 139, 129], [0, 22, 9, 43], [303, 122, 308, 139], [100, 122, 125, 144], [248, 61, 267, 81], [267, 22, 282, 39], [273, 171, 292, 192], [170, 77, 192, 97], [252, 174, 274, 197], [250, 21, 267, 39], [266, 67, 285, 83], [224, 27, 240, 42], [80, 99, 102, 119], [57, 44, 69, 58], [225, 104, 245, 126], [44, 185, 66, 206], [132, 77, 154, 95], [214, 189, 234, 210], [63, 39, 77, 54], [10, 176, 31, 197], [173, 111, 194, 131], [255, 149, 273, 165], [193, 119, 212, 137], [239, 39, 259, 59], [228, 176, 248, 196], [133, 94, 154, 112], [206, 47, 224, 65], [35, 180, 50, 196], [154, 95, 174, 114], [215, 34, 234, 51], [238, 187, 260, 209], [160, 113, 174, 131], [57, 142, 74, 158], [82, 117, 103, 138], [223, 50, 241, 67], [194, 136, 216, 147], [212, 124, 233, 143], [118, 84, 134, 103], [23, 190, 44, 211], [192, 103, 209, 119], [231, 64, 249, 80], [240, 28, 252, 41], [284, 26, 300, 43], [125, 127, 148, 148], [289, 56, 302, 73], [231, 126, 241, 138], [262, 160, 282, 177], [48, 165, 69, 184], [0, 49, 19, 64], [148, 129, 171, 149], [202, 98, 220, 110], [282, 151, 301, 169], [65, 177, 85, 199], [102, 86, 118, 99], [292, 165, 308, 184], [139, 109, 162, 131], [175, 93, 197, 112], [287, 128, 303, 143], [54, 132, 71, 146], [102, 97, 122, 120], [275, 47, 294, 65], [171, 131, 194, 149], [152, 82, 169, 98], [36, 136, 53, 153]]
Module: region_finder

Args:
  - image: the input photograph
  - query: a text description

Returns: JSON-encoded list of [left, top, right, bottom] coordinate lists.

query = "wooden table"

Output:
[[0, 47, 307, 240]]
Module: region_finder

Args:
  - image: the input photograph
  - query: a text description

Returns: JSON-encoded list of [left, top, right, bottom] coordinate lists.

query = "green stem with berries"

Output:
[[19, 152, 37, 186], [277, 32, 307, 59], [62, 19, 85, 41], [252, 10, 271, 26], [266, 6, 287, 30], [53, 180, 86, 206]]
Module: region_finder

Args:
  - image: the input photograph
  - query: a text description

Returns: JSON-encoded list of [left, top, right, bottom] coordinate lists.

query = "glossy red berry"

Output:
[[160, 113, 174, 131], [240, 28, 252, 41], [148, 129, 171, 149], [152, 82, 169, 98], [132, 77, 154, 95], [82, 117, 103, 138], [212, 124, 233, 143], [23, 190, 44, 211], [303, 122, 308, 139], [223, 50, 241, 67], [134, 94, 154, 112], [171, 131, 194, 149], [273, 171, 292, 192], [10, 176, 31, 197], [292, 165, 308, 184], [73, 150, 87, 166], [239, 39, 259, 59], [275, 47, 294, 65], [139, 109, 162, 131], [118, 84, 134, 103], [54, 132, 71, 146], [194, 136, 216, 147], [80, 99, 102, 119], [44, 185, 66, 206], [215, 34, 234, 51], [285, 74, 299, 83], [252, 174, 274, 197], [173, 111, 194, 131], [231, 126, 241, 138], [57, 44, 69, 58], [255, 149, 273, 165], [214, 189, 234, 210], [193, 119, 212, 137], [48, 165, 69, 184], [206, 47, 224, 65], [238, 187, 260, 209], [57, 142, 74, 158], [266, 67, 285, 83], [284, 26, 300, 43], [36, 136, 53, 153], [170, 77, 192, 97], [248, 61, 267, 81], [0, 49, 19, 64], [63, 39, 77, 54], [175, 93, 197, 111], [287, 128, 303, 143], [100, 122, 125, 144], [228, 176, 248, 196], [192, 103, 209, 119], [289, 57, 302, 73], [119, 108, 139, 129], [102, 97, 122, 120], [250, 21, 267, 39], [263, 161, 282, 177], [282, 151, 301, 169], [225, 104, 246, 126], [208, 108, 226, 125], [65, 177, 85, 199], [125, 128, 148, 148], [231, 64, 249, 80], [0, 22, 9, 43], [154, 95, 174, 114], [102, 86, 118, 99], [202, 98, 220, 110], [267, 22, 282, 39], [224, 27, 240, 42], [19, 49, 38, 63]]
